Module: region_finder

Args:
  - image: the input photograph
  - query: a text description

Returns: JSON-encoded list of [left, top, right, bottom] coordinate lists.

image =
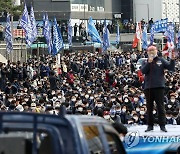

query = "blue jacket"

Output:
[[141, 57, 175, 90]]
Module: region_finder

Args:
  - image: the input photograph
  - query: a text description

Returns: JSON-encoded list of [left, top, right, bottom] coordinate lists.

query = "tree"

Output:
[[0, 0, 22, 17]]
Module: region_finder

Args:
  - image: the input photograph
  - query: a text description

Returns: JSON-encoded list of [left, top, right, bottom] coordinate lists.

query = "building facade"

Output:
[[133, 0, 179, 23], [29, 0, 121, 22]]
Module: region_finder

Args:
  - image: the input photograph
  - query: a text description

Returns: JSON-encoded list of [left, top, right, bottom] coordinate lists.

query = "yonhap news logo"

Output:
[[124, 131, 180, 148], [124, 131, 140, 148]]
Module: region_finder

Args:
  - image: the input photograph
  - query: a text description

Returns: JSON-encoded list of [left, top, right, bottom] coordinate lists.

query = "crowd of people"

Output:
[[0, 49, 179, 126]]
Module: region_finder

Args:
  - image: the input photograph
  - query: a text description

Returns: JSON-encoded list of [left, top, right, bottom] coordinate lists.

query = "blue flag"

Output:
[[5, 14, 13, 53], [150, 25, 155, 45], [43, 13, 52, 54], [102, 20, 110, 52], [142, 25, 148, 50], [20, 3, 33, 46], [68, 19, 72, 46], [153, 18, 168, 33], [164, 23, 174, 43], [30, 5, 37, 42], [116, 22, 120, 44], [88, 17, 101, 43], [177, 30, 180, 49], [52, 17, 64, 56]]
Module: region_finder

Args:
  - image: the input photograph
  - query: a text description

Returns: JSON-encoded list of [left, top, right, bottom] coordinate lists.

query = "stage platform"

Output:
[[123, 125, 180, 154], [126, 125, 180, 136]]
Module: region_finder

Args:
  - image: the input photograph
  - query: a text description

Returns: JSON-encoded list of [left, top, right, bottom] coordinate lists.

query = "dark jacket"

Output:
[[141, 57, 175, 89]]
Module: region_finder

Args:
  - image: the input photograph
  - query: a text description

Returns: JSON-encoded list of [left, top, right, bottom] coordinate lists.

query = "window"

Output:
[[0, 131, 54, 154], [83, 125, 105, 154], [105, 133, 126, 154]]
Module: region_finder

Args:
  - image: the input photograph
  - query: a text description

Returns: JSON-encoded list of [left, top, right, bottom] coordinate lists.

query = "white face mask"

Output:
[[8, 99, 13, 102], [153, 110, 156, 114], [85, 95, 89, 99], [71, 98, 76, 102], [134, 98, 138, 102], [124, 99, 128, 103], [168, 105, 172, 108], [171, 99, 175, 103], [90, 97, 94, 100], [136, 108, 140, 112], [88, 91, 91, 94], [49, 110, 54, 114], [32, 99, 36, 102], [166, 116, 171, 120], [77, 107, 83, 112], [58, 96, 61, 99], [122, 109, 126, 112], [141, 94, 145, 98], [140, 111, 145, 115], [111, 99, 116, 102], [111, 115, 115, 118], [31, 107, 36, 110], [88, 112, 92, 116], [133, 117, 138, 121], [104, 115, 110, 120], [97, 104, 103, 108], [24, 98, 29, 102]]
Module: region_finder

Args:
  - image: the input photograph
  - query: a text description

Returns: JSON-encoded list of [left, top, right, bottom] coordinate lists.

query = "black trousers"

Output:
[[144, 88, 166, 126]]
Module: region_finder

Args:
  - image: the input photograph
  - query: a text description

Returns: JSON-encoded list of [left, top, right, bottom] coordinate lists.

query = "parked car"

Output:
[[0, 109, 126, 154]]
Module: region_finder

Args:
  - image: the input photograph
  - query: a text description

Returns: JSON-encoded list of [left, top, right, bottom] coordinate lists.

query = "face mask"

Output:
[[90, 96, 94, 100], [24, 98, 29, 102], [135, 108, 140, 112], [140, 111, 145, 115], [88, 91, 91, 94], [85, 95, 89, 99], [75, 94, 78, 97], [123, 95, 128, 98], [122, 109, 126, 112], [31, 107, 36, 110], [128, 121, 134, 124], [77, 107, 83, 112], [171, 99, 175, 103], [8, 99, 13, 102], [49, 110, 54, 114], [111, 115, 115, 118], [153, 110, 156, 114], [88, 112, 92, 116], [124, 99, 128, 103], [97, 104, 103, 108], [133, 117, 138, 121], [141, 94, 145, 98], [94, 95, 98, 98], [166, 116, 171, 120], [111, 99, 116, 102], [71, 98, 76, 102], [134, 98, 138, 102], [168, 105, 172, 108], [104, 115, 110, 120], [58, 96, 61, 99], [53, 97, 57, 100]]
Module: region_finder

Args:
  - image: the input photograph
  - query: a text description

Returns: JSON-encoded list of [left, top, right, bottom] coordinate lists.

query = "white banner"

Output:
[[71, 4, 80, 12], [79, 4, 88, 12]]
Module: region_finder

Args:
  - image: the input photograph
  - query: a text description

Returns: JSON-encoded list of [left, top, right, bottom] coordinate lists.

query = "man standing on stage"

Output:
[[141, 46, 175, 132]]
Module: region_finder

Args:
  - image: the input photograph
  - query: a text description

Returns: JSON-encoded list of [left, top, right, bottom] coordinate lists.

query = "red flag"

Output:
[[162, 42, 174, 57], [132, 22, 142, 48]]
